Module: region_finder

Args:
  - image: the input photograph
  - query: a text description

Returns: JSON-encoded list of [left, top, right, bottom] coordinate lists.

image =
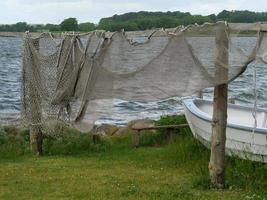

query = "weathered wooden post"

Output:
[[30, 121, 43, 155], [93, 134, 101, 144], [28, 38, 43, 155], [197, 90, 203, 99], [132, 130, 140, 148], [209, 23, 229, 188], [165, 128, 178, 142]]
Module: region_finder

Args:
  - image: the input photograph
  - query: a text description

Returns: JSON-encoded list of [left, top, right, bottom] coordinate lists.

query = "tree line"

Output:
[[1, 10, 267, 32], [0, 18, 96, 32]]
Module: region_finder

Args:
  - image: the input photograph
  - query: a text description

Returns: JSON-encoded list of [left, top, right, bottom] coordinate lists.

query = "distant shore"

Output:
[[0, 32, 25, 38]]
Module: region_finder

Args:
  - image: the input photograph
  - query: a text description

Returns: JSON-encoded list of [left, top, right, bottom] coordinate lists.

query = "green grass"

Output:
[[0, 116, 266, 200]]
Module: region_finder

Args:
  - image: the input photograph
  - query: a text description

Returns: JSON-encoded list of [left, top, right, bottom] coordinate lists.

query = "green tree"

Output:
[[1, 10, 267, 33], [137, 18, 154, 30], [12, 22, 34, 32], [217, 10, 231, 21], [45, 24, 61, 32], [60, 18, 78, 31], [208, 14, 217, 22], [78, 22, 96, 32], [156, 16, 177, 28]]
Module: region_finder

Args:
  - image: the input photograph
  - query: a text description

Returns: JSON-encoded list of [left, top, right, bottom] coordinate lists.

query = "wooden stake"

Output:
[[132, 130, 140, 148], [30, 124, 43, 155], [197, 90, 203, 99], [28, 39, 43, 155], [209, 23, 229, 188], [29, 89, 43, 155]]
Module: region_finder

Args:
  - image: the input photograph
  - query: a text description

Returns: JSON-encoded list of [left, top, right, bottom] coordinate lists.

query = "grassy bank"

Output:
[[0, 116, 266, 200]]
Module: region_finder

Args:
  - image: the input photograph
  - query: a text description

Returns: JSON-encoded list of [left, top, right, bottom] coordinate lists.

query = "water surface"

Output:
[[0, 37, 266, 125]]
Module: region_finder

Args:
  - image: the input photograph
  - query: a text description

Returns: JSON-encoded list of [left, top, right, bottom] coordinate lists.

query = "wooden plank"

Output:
[[209, 23, 229, 189], [131, 124, 189, 131], [131, 124, 188, 148]]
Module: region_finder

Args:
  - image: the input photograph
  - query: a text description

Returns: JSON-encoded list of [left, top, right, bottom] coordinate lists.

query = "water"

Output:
[[0, 37, 267, 125], [0, 37, 23, 125]]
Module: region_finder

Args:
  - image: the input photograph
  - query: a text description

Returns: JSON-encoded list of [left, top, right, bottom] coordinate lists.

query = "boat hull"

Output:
[[183, 98, 267, 163]]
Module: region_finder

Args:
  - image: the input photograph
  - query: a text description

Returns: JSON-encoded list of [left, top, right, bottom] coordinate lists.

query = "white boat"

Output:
[[182, 98, 267, 163]]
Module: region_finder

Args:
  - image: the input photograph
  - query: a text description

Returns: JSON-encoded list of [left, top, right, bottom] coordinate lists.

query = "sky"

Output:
[[0, 0, 266, 24]]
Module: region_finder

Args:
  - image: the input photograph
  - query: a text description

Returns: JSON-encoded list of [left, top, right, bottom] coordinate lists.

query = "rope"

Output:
[[251, 25, 262, 146], [251, 61, 257, 146]]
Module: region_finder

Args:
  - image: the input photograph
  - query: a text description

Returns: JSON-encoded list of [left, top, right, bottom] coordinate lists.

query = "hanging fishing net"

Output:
[[21, 22, 267, 134]]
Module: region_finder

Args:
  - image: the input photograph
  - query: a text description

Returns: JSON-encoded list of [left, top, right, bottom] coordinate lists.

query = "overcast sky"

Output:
[[0, 0, 266, 24]]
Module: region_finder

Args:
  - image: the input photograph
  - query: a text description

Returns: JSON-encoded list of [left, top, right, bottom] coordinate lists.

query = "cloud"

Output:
[[0, 0, 266, 24]]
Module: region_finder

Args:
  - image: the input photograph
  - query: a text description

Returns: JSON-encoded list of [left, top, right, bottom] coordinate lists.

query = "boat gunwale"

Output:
[[182, 98, 267, 135]]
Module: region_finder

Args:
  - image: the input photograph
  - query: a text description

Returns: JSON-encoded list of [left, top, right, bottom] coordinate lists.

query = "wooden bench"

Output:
[[131, 124, 189, 148]]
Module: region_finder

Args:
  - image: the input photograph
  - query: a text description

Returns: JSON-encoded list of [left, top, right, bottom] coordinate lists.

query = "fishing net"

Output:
[[21, 22, 267, 134]]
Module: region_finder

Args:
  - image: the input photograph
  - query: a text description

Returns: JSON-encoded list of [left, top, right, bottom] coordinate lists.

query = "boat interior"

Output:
[[194, 99, 267, 129]]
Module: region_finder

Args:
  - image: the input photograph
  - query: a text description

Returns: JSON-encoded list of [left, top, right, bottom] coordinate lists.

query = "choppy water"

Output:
[[0, 37, 267, 125]]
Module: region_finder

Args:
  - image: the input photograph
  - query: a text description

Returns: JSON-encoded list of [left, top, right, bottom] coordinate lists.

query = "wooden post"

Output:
[[29, 85, 43, 155], [30, 124, 43, 155], [132, 130, 140, 148], [165, 128, 178, 142], [28, 39, 43, 155], [197, 90, 203, 99], [209, 23, 229, 188], [228, 97, 235, 104], [165, 128, 172, 142], [93, 134, 101, 144]]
